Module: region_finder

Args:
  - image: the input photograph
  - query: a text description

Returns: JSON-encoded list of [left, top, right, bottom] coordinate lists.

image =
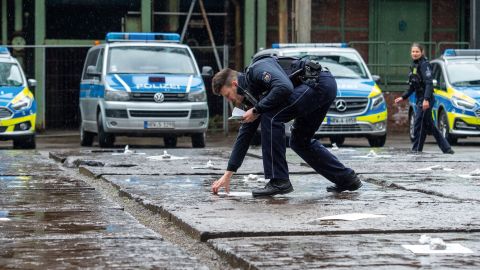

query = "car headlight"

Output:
[[370, 94, 385, 109], [11, 95, 33, 110], [105, 89, 130, 101], [452, 96, 475, 110], [188, 89, 207, 102]]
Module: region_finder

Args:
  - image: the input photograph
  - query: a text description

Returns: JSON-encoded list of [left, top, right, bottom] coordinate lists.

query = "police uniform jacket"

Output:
[[226, 56, 294, 172], [401, 56, 434, 103]]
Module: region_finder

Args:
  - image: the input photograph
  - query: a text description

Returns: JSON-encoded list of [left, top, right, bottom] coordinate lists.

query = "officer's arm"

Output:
[[401, 83, 415, 100], [226, 118, 261, 172], [251, 62, 294, 113], [421, 62, 434, 101]]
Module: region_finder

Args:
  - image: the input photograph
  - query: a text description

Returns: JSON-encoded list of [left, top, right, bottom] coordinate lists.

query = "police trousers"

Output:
[[412, 100, 451, 152], [259, 71, 355, 185]]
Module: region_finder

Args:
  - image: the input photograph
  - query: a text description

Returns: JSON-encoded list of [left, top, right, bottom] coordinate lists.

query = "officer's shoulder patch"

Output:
[[262, 71, 271, 83], [425, 67, 432, 77]]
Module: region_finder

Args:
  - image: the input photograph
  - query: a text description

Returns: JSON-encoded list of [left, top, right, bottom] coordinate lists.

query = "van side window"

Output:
[[82, 49, 100, 80], [96, 49, 104, 73], [438, 65, 447, 91]]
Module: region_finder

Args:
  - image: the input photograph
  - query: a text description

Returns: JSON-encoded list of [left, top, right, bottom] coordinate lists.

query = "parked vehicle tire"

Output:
[[285, 136, 291, 147], [368, 134, 386, 147], [97, 112, 115, 148], [80, 121, 95, 147], [330, 136, 345, 146], [409, 109, 415, 142], [164, 136, 177, 148], [13, 135, 36, 149], [438, 110, 458, 145], [191, 133, 206, 148]]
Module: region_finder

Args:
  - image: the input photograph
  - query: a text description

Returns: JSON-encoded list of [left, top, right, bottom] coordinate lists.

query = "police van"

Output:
[[408, 49, 480, 144], [253, 43, 387, 147], [80, 32, 211, 148], [0, 47, 37, 149]]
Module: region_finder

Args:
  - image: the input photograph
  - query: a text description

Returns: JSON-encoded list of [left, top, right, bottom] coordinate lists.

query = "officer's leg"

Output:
[[425, 108, 452, 153], [412, 104, 426, 152]]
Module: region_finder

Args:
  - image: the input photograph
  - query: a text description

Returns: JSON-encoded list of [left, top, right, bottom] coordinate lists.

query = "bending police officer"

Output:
[[395, 43, 454, 154], [211, 55, 362, 197]]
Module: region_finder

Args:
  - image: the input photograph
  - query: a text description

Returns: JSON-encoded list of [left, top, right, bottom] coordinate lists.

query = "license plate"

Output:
[[144, 121, 175, 129], [329, 117, 356, 125]]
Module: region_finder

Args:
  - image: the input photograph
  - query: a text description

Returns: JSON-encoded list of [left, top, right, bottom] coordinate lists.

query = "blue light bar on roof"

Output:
[[0, 46, 10, 55], [443, 49, 480, 57], [272, 43, 348, 49], [105, 32, 180, 43]]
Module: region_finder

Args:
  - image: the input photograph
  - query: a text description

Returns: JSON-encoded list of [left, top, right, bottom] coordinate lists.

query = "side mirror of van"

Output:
[[432, 79, 438, 87], [86, 65, 101, 77], [201, 66, 213, 77], [371, 75, 381, 84], [27, 79, 37, 87]]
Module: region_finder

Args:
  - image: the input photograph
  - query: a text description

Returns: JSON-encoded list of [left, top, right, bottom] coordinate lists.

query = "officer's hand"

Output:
[[394, 97, 403, 104], [212, 171, 233, 194], [422, 100, 430, 111], [242, 108, 259, 123]]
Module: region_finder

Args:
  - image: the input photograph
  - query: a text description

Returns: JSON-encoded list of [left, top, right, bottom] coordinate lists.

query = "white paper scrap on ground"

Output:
[[147, 151, 187, 160], [331, 143, 339, 150], [316, 213, 386, 221], [354, 150, 392, 158], [402, 244, 473, 254], [218, 191, 252, 197], [191, 160, 220, 169], [0, 218, 10, 221], [417, 165, 454, 171], [459, 169, 480, 179], [112, 145, 146, 155], [229, 107, 246, 120]]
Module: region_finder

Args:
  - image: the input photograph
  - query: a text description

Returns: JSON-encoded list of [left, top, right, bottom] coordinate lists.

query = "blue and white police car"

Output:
[[253, 43, 387, 147], [0, 47, 37, 149], [79, 33, 211, 148]]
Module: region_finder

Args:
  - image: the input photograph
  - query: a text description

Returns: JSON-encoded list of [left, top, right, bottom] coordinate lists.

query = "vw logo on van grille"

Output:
[[335, 99, 347, 112], [153, 92, 165, 103]]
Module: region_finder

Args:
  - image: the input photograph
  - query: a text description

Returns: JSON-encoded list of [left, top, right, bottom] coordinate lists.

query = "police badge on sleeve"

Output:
[[262, 71, 271, 83]]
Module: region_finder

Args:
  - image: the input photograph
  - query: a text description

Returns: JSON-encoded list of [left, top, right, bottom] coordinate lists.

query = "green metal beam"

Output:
[[244, 0, 255, 66], [141, 0, 152, 32], [2, 0, 7, 44], [34, 0, 45, 129], [45, 39, 97, 46], [256, 0, 266, 50]]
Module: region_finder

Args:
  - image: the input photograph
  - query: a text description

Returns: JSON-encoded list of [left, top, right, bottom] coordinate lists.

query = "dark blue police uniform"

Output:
[[402, 56, 452, 153], [226, 56, 360, 194]]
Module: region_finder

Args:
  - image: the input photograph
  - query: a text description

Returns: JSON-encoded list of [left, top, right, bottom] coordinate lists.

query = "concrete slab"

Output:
[[101, 174, 480, 241], [0, 238, 208, 269], [0, 175, 92, 190], [209, 233, 480, 269]]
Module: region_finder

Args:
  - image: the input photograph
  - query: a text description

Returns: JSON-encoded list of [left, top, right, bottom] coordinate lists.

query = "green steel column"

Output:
[[34, 0, 45, 129], [168, 0, 179, 32], [244, 0, 255, 66], [256, 0, 266, 50], [2, 0, 7, 44], [141, 0, 152, 32]]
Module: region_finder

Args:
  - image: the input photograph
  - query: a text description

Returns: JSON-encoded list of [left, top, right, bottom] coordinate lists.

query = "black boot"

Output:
[[326, 173, 363, 193], [252, 179, 294, 197]]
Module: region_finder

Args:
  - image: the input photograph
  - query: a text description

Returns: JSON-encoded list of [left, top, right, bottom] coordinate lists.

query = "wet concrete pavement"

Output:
[[2, 133, 480, 269]]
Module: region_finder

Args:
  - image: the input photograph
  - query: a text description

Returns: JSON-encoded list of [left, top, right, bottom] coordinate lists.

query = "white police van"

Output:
[[80, 33, 211, 148], [0, 47, 37, 149]]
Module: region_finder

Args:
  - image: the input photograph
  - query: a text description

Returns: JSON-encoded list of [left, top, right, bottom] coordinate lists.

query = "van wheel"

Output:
[[13, 135, 36, 149], [409, 109, 415, 142], [164, 136, 177, 148], [438, 110, 457, 145], [191, 133, 206, 148], [368, 135, 386, 147], [80, 121, 95, 147], [330, 136, 345, 146], [97, 112, 115, 148]]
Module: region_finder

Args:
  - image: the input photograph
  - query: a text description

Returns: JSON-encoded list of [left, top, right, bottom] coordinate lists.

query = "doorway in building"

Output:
[[372, 0, 429, 87]]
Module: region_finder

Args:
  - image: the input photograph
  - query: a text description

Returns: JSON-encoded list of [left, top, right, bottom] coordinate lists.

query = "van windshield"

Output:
[[447, 61, 480, 87], [107, 46, 196, 75], [0, 63, 24, 86], [282, 52, 369, 79]]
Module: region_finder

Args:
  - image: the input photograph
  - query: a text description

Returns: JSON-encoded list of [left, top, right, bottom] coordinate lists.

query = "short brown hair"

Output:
[[212, 68, 237, 95]]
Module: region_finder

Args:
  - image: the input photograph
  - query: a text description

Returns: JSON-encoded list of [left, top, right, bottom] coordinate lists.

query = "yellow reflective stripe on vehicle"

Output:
[[0, 114, 36, 131], [357, 111, 388, 123]]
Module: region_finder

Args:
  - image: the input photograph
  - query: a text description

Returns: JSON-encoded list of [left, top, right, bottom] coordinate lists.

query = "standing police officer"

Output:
[[395, 43, 454, 154], [211, 55, 362, 197]]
